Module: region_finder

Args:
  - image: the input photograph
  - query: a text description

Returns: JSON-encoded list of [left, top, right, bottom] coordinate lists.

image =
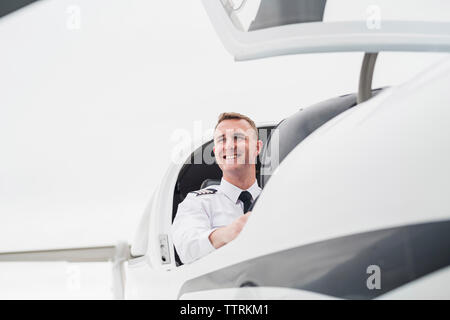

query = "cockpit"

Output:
[[170, 88, 383, 265]]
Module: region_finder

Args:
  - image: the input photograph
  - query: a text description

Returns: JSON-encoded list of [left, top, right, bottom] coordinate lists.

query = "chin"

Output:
[[222, 164, 248, 174]]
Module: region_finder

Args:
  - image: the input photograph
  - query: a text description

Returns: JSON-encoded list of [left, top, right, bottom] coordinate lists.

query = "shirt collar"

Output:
[[219, 177, 262, 204]]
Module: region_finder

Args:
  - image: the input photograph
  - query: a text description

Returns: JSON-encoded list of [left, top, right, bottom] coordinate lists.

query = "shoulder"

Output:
[[177, 187, 220, 213]]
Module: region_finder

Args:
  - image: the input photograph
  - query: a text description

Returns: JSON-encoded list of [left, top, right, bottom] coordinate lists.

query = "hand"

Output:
[[209, 212, 252, 249]]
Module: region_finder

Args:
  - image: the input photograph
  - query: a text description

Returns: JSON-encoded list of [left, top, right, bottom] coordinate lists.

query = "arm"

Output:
[[171, 195, 217, 264], [209, 212, 252, 249]]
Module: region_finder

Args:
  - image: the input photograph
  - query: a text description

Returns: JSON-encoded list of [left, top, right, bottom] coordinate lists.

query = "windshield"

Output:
[[222, 0, 450, 32], [222, 0, 326, 31]]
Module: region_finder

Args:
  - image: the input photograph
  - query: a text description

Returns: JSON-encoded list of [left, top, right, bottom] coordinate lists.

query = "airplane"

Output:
[[1, 0, 450, 300]]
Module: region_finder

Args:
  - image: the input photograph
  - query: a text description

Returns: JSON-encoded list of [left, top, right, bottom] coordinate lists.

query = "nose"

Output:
[[224, 136, 236, 151]]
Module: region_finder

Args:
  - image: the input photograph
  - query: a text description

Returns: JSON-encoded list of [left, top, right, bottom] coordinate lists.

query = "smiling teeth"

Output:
[[225, 155, 237, 159]]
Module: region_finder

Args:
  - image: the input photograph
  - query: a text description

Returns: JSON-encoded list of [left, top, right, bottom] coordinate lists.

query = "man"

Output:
[[171, 112, 263, 264]]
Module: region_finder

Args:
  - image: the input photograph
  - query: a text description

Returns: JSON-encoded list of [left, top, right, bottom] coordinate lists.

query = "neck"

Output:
[[223, 168, 256, 190]]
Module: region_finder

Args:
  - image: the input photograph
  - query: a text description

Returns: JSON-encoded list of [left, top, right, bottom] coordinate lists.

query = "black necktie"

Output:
[[238, 191, 253, 214]]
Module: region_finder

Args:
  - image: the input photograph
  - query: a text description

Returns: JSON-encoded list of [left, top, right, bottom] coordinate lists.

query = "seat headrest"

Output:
[[260, 92, 361, 187], [200, 179, 221, 189]]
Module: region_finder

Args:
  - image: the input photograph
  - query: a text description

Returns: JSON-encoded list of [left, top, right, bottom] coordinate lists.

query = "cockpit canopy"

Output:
[[203, 0, 450, 60]]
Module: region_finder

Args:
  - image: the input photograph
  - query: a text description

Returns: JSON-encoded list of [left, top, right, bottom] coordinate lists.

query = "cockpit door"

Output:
[[202, 0, 450, 61]]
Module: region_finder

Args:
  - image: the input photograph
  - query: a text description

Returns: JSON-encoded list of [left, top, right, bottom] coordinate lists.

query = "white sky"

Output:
[[0, 0, 448, 298]]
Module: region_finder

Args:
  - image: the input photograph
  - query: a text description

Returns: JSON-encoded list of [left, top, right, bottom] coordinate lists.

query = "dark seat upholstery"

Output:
[[260, 89, 383, 187], [200, 178, 221, 189]]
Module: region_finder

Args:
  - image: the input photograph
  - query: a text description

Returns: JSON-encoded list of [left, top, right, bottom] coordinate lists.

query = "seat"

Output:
[[260, 90, 383, 187], [200, 178, 221, 189], [172, 125, 276, 266]]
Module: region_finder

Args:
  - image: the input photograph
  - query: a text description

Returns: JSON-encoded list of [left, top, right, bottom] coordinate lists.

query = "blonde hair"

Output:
[[215, 112, 258, 137]]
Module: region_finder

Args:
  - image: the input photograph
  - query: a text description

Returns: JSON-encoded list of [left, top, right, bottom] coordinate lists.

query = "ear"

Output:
[[256, 140, 263, 156]]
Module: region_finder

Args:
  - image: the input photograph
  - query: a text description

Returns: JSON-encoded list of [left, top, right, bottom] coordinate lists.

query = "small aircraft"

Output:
[[1, 0, 450, 300]]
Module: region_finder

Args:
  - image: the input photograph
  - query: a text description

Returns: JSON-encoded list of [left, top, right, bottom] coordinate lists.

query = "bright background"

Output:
[[0, 0, 448, 298]]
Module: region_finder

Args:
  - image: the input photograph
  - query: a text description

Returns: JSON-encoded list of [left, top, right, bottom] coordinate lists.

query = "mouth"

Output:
[[222, 153, 242, 162]]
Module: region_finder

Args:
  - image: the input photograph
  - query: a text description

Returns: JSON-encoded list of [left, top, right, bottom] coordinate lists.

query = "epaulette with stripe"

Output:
[[189, 188, 218, 196]]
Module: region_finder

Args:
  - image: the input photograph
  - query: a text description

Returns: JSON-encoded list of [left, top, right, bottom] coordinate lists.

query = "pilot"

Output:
[[171, 112, 263, 264]]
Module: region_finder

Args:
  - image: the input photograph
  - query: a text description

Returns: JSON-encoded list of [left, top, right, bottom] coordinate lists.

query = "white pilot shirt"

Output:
[[171, 178, 261, 264]]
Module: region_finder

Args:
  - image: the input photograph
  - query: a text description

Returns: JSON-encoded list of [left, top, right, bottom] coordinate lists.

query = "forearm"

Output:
[[173, 228, 217, 264], [208, 214, 250, 249], [208, 227, 229, 249]]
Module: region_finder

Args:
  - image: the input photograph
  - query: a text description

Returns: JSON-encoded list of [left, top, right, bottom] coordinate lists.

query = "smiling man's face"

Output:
[[213, 119, 261, 174]]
